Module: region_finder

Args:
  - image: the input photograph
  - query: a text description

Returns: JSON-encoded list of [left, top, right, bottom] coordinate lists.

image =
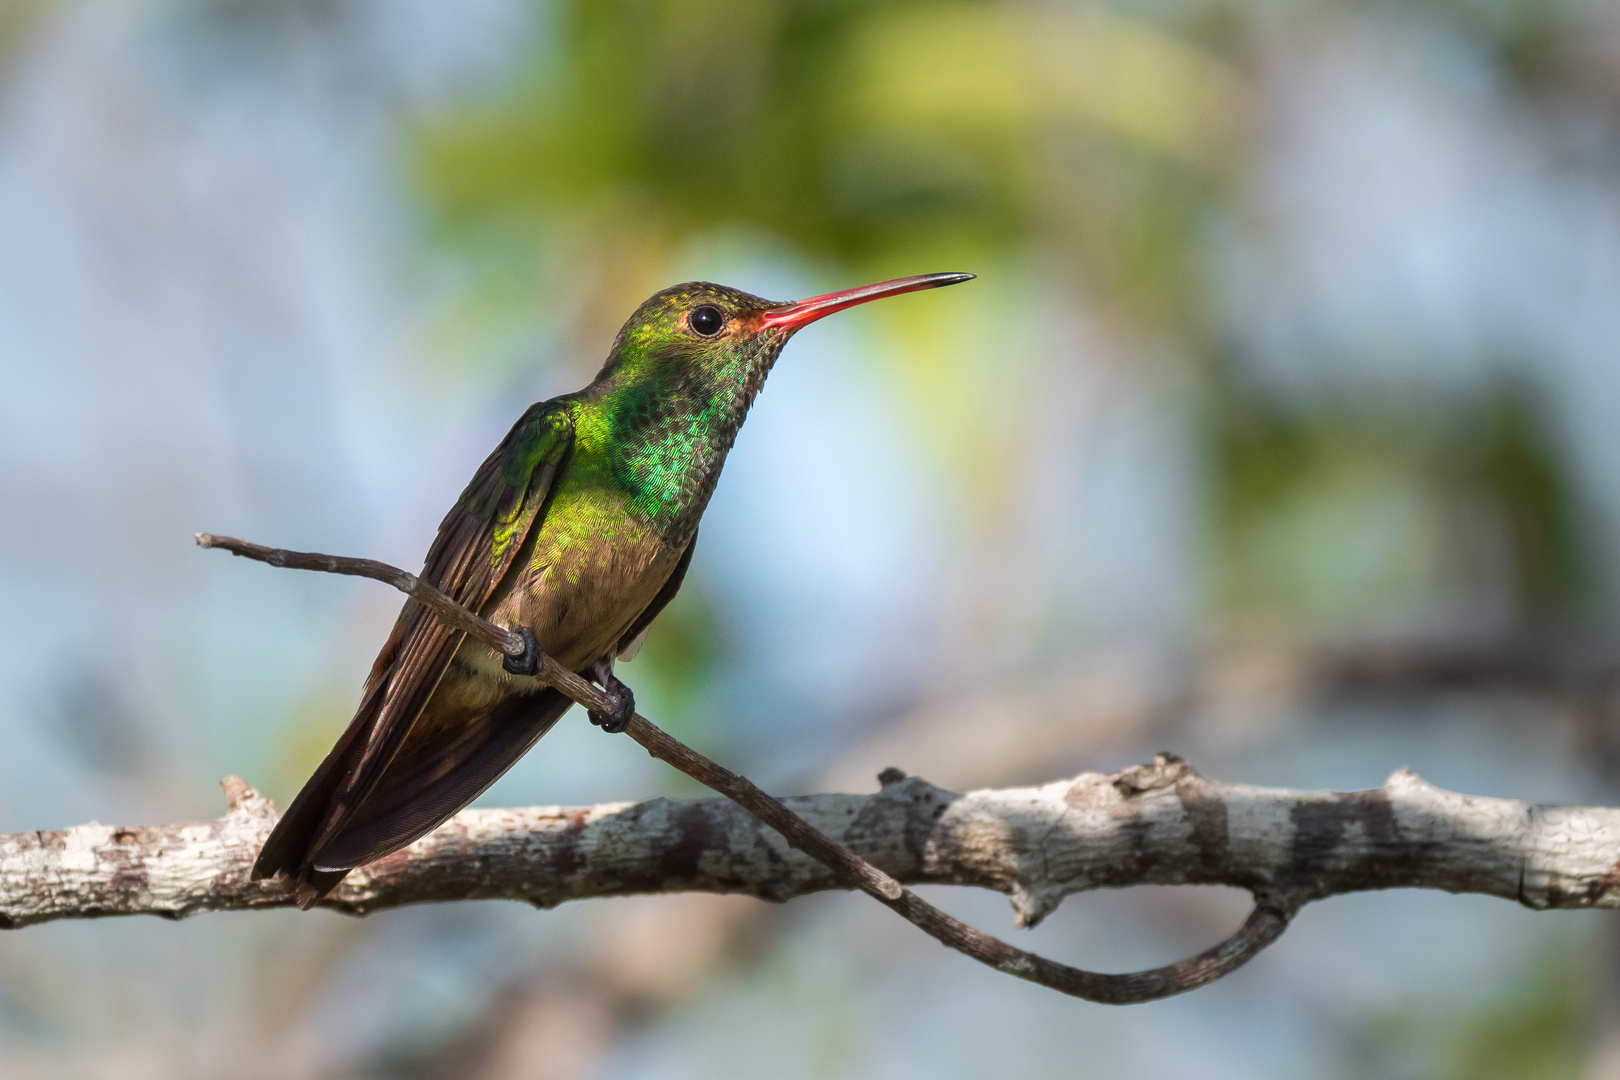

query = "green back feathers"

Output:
[[465, 403, 575, 572]]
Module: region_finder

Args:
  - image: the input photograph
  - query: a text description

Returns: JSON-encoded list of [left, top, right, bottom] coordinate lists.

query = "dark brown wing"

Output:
[[253, 400, 575, 896], [309, 686, 574, 875]]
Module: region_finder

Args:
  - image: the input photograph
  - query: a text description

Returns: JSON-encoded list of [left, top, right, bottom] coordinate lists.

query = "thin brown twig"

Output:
[[195, 533, 527, 657], [197, 532, 1297, 1004]]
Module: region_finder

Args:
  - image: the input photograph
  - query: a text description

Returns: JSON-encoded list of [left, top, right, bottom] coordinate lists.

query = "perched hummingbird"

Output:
[[254, 272, 974, 907]]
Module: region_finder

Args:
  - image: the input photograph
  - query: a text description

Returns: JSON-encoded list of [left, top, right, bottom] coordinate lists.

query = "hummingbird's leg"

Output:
[[501, 627, 543, 678], [586, 658, 636, 733]]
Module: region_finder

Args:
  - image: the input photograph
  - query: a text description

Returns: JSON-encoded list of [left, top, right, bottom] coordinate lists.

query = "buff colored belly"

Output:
[[512, 529, 677, 669], [439, 485, 680, 710]]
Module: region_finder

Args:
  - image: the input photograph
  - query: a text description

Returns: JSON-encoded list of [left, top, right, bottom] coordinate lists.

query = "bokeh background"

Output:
[[2, 0, 1619, 1075]]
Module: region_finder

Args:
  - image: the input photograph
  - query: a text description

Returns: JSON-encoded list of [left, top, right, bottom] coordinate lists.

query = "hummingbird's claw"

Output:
[[502, 627, 543, 677], [587, 667, 635, 733]]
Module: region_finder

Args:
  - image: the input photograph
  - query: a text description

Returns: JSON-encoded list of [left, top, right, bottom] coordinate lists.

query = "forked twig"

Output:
[[197, 531, 1297, 1004]]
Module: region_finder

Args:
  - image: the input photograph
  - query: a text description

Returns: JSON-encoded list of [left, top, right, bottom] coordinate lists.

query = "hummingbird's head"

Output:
[[590, 272, 973, 539], [592, 273, 975, 388]]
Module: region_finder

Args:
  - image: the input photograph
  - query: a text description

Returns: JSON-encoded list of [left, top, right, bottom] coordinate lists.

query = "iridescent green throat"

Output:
[[591, 330, 785, 545]]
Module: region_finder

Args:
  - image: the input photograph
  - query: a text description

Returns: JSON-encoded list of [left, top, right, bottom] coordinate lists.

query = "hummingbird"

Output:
[[253, 272, 975, 908]]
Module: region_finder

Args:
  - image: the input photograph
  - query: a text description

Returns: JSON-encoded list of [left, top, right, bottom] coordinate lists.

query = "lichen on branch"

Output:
[[5, 757, 1618, 934]]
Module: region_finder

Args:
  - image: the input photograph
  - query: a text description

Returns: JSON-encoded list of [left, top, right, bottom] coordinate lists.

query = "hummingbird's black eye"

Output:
[[689, 305, 726, 338]]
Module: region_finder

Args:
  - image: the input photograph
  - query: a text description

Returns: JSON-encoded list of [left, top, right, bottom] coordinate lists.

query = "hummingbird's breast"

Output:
[[440, 387, 741, 705], [516, 480, 681, 668], [447, 428, 688, 706]]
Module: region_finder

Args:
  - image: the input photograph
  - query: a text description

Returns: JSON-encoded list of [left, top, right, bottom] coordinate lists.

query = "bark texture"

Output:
[[4, 756, 1619, 931]]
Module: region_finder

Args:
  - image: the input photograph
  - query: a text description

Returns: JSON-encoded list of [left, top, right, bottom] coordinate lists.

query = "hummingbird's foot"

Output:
[[501, 627, 543, 678], [587, 663, 635, 733]]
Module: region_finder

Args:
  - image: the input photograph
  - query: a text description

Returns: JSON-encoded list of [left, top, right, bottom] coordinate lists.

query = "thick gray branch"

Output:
[[4, 757, 1618, 931]]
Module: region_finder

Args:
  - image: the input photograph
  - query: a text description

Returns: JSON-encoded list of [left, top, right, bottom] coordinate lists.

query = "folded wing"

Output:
[[253, 401, 576, 906]]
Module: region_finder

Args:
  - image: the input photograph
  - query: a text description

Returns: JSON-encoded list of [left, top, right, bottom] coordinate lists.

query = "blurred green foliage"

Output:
[[411, 0, 1237, 340], [1214, 378, 1592, 629], [410, 0, 1602, 643], [0, 0, 55, 69], [621, 584, 724, 737], [1356, 941, 1587, 1080]]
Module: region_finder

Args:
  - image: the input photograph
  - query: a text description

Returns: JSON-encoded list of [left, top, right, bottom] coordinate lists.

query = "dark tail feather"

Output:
[[294, 870, 349, 911], [312, 688, 573, 870], [253, 680, 388, 887], [276, 688, 574, 908]]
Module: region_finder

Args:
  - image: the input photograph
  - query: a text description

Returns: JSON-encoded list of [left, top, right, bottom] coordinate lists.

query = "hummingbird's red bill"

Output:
[[758, 272, 975, 333]]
